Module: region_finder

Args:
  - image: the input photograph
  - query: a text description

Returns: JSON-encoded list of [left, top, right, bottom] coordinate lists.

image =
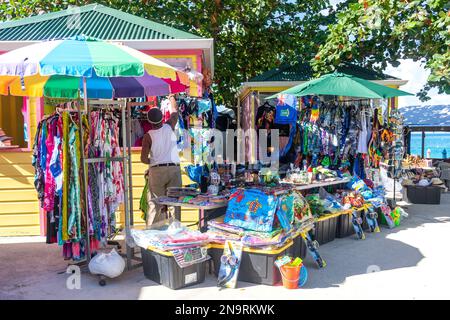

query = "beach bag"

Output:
[[225, 189, 278, 232], [380, 204, 395, 229]]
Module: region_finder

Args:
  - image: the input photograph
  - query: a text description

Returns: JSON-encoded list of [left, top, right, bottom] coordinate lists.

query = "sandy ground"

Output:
[[1, 194, 450, 300]]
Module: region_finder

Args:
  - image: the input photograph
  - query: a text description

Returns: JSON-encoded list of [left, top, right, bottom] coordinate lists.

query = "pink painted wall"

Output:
[[142, 49, 204, 97]]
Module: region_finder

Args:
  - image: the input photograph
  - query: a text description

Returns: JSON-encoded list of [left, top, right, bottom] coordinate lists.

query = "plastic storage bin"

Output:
[[313, 215, 338, 245], [141, 247, 206, 290], [336, 212, 355, 238], [406, 185, 441, 204], [288, 233, 307, 259], [209, 241, 293, 286]]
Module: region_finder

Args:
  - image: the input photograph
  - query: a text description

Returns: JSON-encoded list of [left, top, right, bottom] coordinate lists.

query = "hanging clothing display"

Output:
[[160, 98, 173, 123], [255, 95, 395, 183], [177, 95, 216, 165], [189, 128, 213, 165], [87, 110, 125, 245], [32, 109, 89, 259], [255, 102, 291, 162], [357, 106, 369, 154], [32, 105, 124, 260], [130, 119, 144, 147]]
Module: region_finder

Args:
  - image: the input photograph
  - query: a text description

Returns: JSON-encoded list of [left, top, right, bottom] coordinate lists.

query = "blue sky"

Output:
[[385, 60, 449, 108]]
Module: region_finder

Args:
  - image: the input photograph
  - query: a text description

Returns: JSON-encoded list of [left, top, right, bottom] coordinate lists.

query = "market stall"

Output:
[[129, 72, 413, 290], [0, 37, 192, 277], [0, 36, 414, 290], [0, 4, 215, 239]]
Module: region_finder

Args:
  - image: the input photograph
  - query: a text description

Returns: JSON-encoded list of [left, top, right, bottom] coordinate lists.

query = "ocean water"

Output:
[[410, 132, 450, 159]]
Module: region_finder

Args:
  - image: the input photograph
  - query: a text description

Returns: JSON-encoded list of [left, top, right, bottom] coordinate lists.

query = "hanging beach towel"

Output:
[[176, 113, 190, 151]]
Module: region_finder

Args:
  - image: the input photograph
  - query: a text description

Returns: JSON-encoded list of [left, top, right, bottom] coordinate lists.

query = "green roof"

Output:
[[249, 62, 398, 82], [0, 3, 201, 41]]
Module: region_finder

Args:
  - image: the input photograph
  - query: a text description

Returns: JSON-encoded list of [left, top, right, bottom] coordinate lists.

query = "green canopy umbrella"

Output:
[[266, 72, 413, 99]]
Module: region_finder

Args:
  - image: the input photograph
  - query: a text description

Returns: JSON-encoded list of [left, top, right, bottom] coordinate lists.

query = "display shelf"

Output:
[[154, 199, 228, 211], [282, 177, 350, 191]]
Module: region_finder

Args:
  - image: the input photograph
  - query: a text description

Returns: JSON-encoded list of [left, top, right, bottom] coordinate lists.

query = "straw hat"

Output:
[[431, 178, 444, 185], [402, 179, 414, 186]]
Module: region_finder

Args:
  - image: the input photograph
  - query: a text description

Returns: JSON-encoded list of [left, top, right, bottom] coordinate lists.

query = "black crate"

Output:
[[336, 212, 355, 238], [362, 215, 370, 231], [406, 186, 441, 204], [288, 234, 307, 259], [141, 248, 206, 290], [313, 215, 338, 245], [376, 207, 384, 225], [209, 242, 292, 286]]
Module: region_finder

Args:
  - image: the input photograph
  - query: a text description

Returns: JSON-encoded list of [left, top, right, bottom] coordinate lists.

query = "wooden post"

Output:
[[406, 130, 411, 155]]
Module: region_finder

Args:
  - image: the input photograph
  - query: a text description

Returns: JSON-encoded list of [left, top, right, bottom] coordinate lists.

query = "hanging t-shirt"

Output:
[[160, 98, 172, 123], [256, 104, 276, 131], [274, 104, 297, 125], [357, 109, 368, 154], [197, 99, 212, 114]]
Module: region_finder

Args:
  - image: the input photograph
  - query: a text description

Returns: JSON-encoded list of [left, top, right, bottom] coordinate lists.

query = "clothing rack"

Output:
[[76, 98, 141, 271]]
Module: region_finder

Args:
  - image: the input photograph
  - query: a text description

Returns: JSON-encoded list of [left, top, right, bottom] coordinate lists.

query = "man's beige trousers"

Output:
[[146, 165, 182, 226]]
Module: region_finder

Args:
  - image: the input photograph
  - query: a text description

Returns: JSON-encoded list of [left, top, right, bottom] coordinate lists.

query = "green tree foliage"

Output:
[[0, 0, 332, 104], [1, 1, 448, 102], [102, 0, 334, 104], [312, 0, 450, 100]]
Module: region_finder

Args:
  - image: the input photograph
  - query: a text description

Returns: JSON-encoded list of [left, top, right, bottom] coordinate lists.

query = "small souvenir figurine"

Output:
[[208, 171, 221, 195]]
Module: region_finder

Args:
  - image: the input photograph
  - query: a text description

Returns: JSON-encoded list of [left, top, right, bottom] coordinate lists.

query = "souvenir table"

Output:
[[285, 177, 351, 192], [155, 177, 351, 231]]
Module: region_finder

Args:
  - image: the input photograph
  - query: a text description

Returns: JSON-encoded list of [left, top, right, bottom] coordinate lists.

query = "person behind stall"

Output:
[[140, 96, 181, 226]]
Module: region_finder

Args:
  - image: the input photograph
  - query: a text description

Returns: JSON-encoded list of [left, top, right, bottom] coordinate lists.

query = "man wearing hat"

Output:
[[140, 96, 181, 226]]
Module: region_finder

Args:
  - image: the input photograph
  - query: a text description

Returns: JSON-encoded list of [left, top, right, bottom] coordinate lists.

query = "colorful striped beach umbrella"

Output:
[[0, 71, 188, 99], [0, 36, 189, 98]]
